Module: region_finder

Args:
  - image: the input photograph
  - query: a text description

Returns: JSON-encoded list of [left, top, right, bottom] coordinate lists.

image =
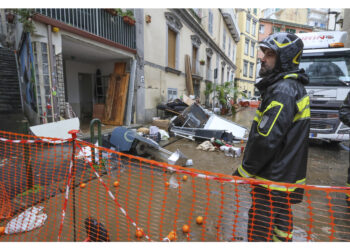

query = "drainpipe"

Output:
[[47, 24, 55, 122], [125, 59, 137, 126]]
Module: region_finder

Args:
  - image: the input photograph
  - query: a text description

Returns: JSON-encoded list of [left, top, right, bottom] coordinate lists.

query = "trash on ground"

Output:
[[5, 206, 47, 235], [172, 103, 209, 128], [108, 126, 192, 167], [170, 126, 236, 143], [152, 118, 171, 131], [204, 114, 247, 140], [196, 141, 216, 152]]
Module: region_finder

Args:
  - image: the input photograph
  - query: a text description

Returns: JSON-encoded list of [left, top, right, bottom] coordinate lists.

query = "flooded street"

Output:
[[164, 107, 350, 241], [164, 107, 350, 187], [1, 107, 350, 242]]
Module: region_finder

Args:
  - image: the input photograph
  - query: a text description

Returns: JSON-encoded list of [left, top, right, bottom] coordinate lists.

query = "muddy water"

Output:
[[163, 107, 350, 242]]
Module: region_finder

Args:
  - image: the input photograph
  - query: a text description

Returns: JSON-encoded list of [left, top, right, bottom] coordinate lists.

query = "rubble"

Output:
[[107, 126, 192, 167]]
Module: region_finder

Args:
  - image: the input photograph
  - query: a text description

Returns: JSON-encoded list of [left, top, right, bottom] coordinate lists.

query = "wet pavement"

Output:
[[1, 107, 350, 242]]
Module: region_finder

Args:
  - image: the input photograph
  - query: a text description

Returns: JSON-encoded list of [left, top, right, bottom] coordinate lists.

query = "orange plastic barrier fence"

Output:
[[1, 130, 350, 242]]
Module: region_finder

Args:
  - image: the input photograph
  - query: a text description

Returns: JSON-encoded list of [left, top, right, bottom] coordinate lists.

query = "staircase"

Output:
[[0, 47, 28, 133]]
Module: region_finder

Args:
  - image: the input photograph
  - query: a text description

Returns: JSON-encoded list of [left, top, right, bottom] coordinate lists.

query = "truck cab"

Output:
[[297, 31, 350, 142]]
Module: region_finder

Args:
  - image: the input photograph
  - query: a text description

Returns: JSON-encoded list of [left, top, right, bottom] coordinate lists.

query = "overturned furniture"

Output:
[[108, 127, 192, 167]]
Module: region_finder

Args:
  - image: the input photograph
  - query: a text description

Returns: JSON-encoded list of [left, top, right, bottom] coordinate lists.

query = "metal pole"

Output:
[[68, 129, 79, 242], [125, 59, 137, 126], [90, 118, 102, 165]]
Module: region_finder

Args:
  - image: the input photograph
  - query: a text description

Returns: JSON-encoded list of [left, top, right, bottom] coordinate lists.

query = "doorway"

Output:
[[78, 73, 93, 122]]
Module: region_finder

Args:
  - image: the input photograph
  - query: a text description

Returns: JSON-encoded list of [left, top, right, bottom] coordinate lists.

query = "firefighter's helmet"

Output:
[[259, 32, 304, 72]]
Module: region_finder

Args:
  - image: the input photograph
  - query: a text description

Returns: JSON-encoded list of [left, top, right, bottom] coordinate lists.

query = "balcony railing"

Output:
[[35, 9, 136, 50]]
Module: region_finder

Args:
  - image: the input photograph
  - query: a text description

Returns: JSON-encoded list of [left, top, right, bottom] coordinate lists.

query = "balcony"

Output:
[[35, 9, 136, 50], [220, 9, 240, 42]]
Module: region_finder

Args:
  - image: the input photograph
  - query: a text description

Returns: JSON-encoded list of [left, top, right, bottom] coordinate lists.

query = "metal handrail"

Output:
[[35, 9, 136, 50]]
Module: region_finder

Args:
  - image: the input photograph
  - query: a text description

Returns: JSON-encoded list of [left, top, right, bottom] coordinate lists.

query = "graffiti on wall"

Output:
[[19, 33, 37, 113]]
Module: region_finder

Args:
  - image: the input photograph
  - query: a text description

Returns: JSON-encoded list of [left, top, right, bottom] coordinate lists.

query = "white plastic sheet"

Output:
[[5, 206, 47, 235]]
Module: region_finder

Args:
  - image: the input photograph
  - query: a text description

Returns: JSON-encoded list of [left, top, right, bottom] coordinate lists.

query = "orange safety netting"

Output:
[[0, 130, 350, 242]]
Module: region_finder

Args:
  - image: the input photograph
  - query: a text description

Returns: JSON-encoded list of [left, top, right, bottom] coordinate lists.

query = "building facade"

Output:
[[2, 9, 138, 126], [235, 8, 260, 98], [141, 9, 240, 121]]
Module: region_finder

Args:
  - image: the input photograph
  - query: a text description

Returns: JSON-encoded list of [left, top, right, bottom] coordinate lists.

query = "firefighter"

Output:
[[339, 91, 350, 206], [233, 32, 310, 242]]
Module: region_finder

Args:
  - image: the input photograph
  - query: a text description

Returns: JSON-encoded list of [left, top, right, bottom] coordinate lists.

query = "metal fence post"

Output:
[[90, 118, 102, 165], [68, 129, 79, 242]]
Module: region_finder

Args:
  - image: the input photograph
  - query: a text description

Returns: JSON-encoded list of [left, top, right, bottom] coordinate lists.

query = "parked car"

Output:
[[238, 97, 261, 107]]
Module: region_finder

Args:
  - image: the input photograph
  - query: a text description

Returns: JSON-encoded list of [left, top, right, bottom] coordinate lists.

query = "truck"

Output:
[[296, 31, 350, 143]]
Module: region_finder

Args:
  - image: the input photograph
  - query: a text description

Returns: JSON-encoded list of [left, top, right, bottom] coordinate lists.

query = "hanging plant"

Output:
[[12, 9, 36, 33], [122, 10, 136, 26]]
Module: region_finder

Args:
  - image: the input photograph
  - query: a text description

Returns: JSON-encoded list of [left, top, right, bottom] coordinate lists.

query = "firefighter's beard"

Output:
[[259, 62, 275, 77]]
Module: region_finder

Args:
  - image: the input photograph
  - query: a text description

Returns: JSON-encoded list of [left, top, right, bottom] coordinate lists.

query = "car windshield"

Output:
[[300, 54, 350, 86]]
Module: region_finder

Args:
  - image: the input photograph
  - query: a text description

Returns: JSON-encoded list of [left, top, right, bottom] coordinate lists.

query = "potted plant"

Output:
[[122, 10, 136, 26], [204, 81, 213, 108], [199, 59, 205, 66], [215, 82, 232, 115]]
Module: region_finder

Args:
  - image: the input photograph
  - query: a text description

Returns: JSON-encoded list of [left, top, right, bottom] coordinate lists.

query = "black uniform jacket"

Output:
[[235, 69, 310, 193], [339, 91, 350, 127]]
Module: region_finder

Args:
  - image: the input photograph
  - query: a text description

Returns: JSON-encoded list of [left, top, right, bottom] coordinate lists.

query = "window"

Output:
[[192, 46, 198, 74], [244, 39, 249, 55], [227, 70, 230, 83], [252, 21, 256, 36], [221, 67, 225, 84], [223, 29, 226, 50], [168, 88, 177, 101], [273, 26, 281, 33], [228, 41, 231, 58], [243, 61, 248, 77], [206, 56, 211, 80], [246, 17, 251, 33], [249, 62, 254, 78], [253, 8, 257, 15], [168, 28, 177, 68], [250, 42, 255, 57], [259, 24, 265, 34], [232, 46, 235, 62], [208, 10, 213, 35], [286, 28, 296, 33]]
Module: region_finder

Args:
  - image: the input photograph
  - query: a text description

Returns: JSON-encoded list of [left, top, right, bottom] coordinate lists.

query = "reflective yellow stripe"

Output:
[[237, 165, 254, 178], [292, 50, 302, 64], [283, 73, 298, 79], [294, 95, 311, 122], [296, 95, 310, 112], [274, 227, 293, 239], [272, 235, 282, 242], [273, 39, 291, 48], [257, 101, 284, 137], [254, 176, 305, 192], [254, 110, 262, 123]]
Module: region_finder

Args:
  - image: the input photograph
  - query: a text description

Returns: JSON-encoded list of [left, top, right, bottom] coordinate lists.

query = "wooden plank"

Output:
[[102, 62, 126, 123], [103, 73, 130, 126], [102, 73, 116, 122], [185, 55, 194, 95]]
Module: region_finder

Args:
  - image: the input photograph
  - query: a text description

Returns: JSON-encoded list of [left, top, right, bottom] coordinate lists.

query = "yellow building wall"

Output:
[[235, 8, 260, 97]]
